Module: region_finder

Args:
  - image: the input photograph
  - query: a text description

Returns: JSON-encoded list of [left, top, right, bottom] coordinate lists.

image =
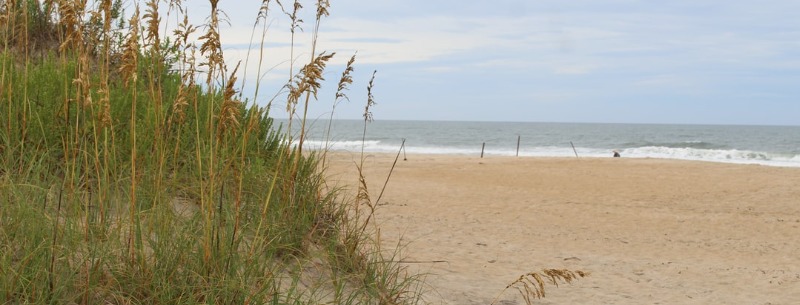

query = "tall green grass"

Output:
[[0, 0, 424, 303]]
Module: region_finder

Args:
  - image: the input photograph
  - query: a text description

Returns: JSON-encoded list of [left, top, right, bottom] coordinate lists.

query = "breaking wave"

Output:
[[305, 139, 800, 168]]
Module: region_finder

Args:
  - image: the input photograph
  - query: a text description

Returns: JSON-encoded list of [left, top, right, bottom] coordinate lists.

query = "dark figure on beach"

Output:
[[613, 151, 621, 158]]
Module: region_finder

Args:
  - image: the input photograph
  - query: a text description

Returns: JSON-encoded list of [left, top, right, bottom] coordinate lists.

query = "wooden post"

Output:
[[570, 141, 580, 159], [516, 135, 521, 157], [402, 138, 407, 161], [481, 142, 486, 158]]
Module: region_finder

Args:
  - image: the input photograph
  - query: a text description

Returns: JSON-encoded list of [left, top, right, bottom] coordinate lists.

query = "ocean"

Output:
[[276, 119, 800, 168]]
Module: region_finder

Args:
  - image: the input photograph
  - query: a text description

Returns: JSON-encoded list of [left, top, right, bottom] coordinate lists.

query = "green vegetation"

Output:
[[0, 0, 423, 303]]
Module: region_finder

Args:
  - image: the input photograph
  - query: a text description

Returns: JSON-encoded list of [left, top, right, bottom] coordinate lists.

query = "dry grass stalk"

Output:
[[179, 52, 197, 118], [98, 0, 113, 77], [321, 53, 357, 167], [168, 16, 198, 129], [143, 0, 160, 55], [354, 70, 377, 231], [280, 0, 303, 81], [199, 0, 224, 85], [316, 0, 330, 18], [56, 0, 86, 53], [244, 0, 276, 104], [273, 0, 302, 144], [491, 269, 589, 305], [258, 0, 276, 21], [173, 14, 196, 46], [363, 70, 377, 125], [72, 54, 92, 107], [286, 0, 303, 34], [217, 61, 242, 139], [336, 54, 356, 101], [168, 86, 189, 129], [285, 51, 335, 115], [0, 1, 9, 22], [96, 85, 111, 127], [119, 7, 140, 87], [294, 0, 330, 159], [359, 70, 377, 159], [94, 0, 120, 85], [119, 6, 142, 264], [356, 166, 372, 212], [100, 0, 112, 32]]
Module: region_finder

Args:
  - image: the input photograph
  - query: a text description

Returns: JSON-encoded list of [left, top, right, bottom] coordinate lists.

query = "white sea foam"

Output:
[[298, 140, 384, 151], [284, 120, 800, 168], [308, 140, 800, 168], [620, 146, 800, 167]]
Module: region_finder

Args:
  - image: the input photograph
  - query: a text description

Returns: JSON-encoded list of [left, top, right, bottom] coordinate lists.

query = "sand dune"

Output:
[[326, 152, 800, 305]]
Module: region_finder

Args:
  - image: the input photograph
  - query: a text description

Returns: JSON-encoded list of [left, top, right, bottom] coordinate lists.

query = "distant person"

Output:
[[613, 150, 621, 158]]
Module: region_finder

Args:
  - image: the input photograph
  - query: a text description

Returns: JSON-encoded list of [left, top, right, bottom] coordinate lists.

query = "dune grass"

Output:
[[0, 0, 423, 303], [490, 269, 590, 305]]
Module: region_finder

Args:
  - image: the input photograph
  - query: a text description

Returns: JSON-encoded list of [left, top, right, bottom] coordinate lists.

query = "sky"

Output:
[[165, 0, 800, 125]]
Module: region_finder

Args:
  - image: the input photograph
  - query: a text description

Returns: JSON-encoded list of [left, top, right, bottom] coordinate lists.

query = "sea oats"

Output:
[[316, 0, 329, 19], [217, 62, 242, 139], [0, 1, 424, 303], [492, 269, 589, 305], [364, 70, 377, 123], [142, 0, 160, 49], [336, 54, 356, 101], [286, 51, 335, 113], [119, 6, 139, 87], [199, 1, 223, 85], [56, 0, 86, 53]]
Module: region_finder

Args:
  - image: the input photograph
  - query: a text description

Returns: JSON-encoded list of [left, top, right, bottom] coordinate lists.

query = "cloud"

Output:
[[418, 66, 460, 74], [553, 64, 598, 75], [156, 0, 800, 124]]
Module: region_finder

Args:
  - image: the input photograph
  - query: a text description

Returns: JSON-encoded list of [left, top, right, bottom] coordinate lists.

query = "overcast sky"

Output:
[[169, 0, 800, 126]]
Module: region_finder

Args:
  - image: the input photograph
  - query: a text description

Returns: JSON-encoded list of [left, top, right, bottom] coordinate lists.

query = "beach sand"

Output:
[[325, 152, 800, 305]]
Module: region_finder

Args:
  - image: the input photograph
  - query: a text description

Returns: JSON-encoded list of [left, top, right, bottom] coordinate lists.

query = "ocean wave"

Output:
[[620, 146, 799, 167], [291, 140, 384, 151], [621, 141, 723, 150], [299, 140, 800, 167]]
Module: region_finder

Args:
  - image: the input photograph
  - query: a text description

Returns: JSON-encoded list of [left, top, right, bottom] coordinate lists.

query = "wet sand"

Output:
[[326, 152, 800, 305]]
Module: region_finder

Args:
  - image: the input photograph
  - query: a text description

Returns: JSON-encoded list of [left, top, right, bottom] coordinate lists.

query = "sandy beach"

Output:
[[326, 152, 800, 305]]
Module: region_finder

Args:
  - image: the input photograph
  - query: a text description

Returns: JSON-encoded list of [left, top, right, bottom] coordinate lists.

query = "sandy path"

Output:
[[325, 152, 800, 305]]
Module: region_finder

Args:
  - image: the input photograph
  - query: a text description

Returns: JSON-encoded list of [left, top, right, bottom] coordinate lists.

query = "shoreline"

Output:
[[323, 149, 800, 169], [326, 152, 800, 304]]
